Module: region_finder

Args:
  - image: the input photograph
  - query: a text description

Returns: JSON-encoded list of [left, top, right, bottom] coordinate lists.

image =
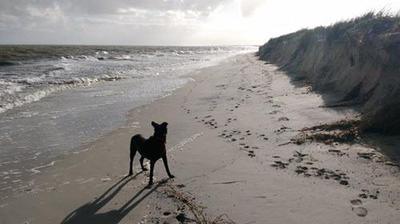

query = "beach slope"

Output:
[[1, 54, 400, 224]]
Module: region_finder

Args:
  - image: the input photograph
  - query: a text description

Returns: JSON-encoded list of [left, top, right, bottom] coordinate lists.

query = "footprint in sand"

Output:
[[359, 189, 379, 200], [274, 126, 290, 134], [350, 199, 362, 206], [248, 151, 256, 158], [352, 207, 368, 217], [350, 199, 368, 217], [256, 133, 269, 140], [278, 117, 290, 122], [271, 161, 288, 169], [176, 184, 185, 188], [269, 110, 281, 115], [359, 193, 368, 199]]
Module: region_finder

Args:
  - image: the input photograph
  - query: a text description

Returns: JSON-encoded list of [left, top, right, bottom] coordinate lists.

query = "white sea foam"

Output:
[[0, 74, 124, 114], [0, 80, 23, 97], [169, 132, 204, 152], [72, 147, 91, 154], [29, 161, 56, 174]]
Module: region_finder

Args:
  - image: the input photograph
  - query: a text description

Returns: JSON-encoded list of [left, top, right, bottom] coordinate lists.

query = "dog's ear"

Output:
[[151, 121, 158, 128], [161, 122, 168, 127]]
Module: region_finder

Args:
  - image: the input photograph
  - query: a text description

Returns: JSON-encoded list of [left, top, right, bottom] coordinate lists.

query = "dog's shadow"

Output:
[[61, 173, 166, 224]]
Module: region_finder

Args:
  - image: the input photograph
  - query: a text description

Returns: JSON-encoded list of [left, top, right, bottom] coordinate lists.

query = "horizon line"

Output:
[[0, 43, 262, 47]]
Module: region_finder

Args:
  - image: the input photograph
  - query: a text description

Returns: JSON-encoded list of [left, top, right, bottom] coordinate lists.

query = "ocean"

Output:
[[0, 45, 256, 197]]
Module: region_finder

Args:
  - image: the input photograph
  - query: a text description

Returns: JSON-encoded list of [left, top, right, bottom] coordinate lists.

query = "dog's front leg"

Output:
[[162, 155, 175, 178], [148, 160, 156, 186]]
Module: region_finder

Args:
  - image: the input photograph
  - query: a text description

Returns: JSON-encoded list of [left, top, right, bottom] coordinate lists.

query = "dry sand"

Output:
[[1, 53, 400, 224]]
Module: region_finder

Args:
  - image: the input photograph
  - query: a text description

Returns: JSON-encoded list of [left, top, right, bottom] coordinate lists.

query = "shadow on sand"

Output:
[[61, 172, 166, 224], [259, 58, 361, 111]]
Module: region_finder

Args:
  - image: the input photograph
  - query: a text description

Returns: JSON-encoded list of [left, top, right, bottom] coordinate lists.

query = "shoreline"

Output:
[[1, 53, 400, 224], [0, 51, 249, 200]]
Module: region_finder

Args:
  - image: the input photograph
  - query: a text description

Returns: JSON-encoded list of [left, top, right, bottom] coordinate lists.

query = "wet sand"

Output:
[[1, 53, 400, 223]]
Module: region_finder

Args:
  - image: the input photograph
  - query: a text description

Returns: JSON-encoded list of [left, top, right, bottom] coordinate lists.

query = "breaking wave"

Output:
[[0, 45, 256, 114], [0, 75, 124, 113]]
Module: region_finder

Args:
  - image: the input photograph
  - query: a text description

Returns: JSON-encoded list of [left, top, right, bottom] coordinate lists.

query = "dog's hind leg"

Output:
[[162, 155, 175, 178], [148, 160, 156, 186], [129, 137, 137, 176], [139, 156, 148, 171]]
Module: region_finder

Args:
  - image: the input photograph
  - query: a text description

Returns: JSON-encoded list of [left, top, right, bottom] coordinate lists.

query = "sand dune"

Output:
[[259, 13, 400, 134]]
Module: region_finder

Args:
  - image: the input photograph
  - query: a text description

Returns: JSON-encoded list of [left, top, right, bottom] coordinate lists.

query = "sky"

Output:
[[0, 0, 400, 46]]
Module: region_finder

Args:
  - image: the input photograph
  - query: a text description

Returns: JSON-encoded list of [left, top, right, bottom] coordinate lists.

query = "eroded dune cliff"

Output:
[[259, 13, 400, 134]]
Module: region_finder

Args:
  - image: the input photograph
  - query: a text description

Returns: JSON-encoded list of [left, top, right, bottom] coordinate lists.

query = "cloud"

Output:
[[0, 0, 229, 29], [0, 0, 229, 16], [0, 0, 234, 45], [240, 0, 267, 17]]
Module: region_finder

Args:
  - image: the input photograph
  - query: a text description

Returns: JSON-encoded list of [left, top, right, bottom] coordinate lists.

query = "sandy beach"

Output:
[[1, 53, 400, 224]]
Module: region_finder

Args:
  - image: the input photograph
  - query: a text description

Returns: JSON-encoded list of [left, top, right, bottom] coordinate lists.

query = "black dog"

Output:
[[129, 121, 174, 185]]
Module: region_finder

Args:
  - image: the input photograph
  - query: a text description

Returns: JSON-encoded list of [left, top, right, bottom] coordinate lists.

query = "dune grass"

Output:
[[259, 12, 400, 134]]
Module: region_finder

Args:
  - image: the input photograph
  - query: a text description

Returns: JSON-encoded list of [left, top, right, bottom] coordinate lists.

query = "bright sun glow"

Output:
[[193, 0, 400, 45]]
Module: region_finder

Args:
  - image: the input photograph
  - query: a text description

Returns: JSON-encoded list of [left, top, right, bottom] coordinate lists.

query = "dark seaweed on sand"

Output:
[[291, 119, 361, 145]]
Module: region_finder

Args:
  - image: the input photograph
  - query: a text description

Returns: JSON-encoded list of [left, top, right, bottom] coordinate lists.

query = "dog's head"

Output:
[[151, 121, 168, 138]]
